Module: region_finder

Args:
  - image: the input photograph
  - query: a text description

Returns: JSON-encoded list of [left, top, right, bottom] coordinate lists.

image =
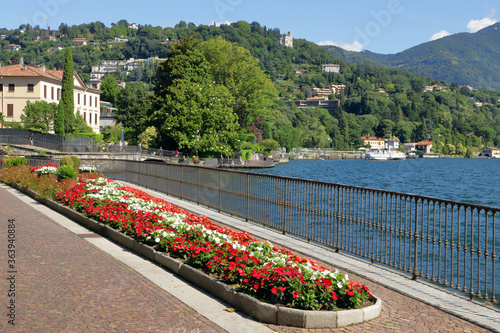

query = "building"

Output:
[[385, 138, 400, 149], [361, 136, 385, 149], [479, 147, 500, 158], [278, 31, 293, 48], [72, 37, 87, 46], [99, 101, 118, 132], [0, 58, 101, 133], [416, 141, 433, 153], [285, 99, 339, 113], [321, 64, 340, 73], [311, 85, 346, 97], [114, 36, 129, 43], [402, 143, 416, 154], [128, 23, 139, 29], [7, 44, 21, 51]]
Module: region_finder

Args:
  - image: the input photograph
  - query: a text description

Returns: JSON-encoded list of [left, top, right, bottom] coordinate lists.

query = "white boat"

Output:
[[365, 148, 406, 161]]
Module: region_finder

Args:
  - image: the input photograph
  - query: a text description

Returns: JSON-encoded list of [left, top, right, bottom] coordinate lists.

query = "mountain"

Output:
[[324, 22, 500, 90]]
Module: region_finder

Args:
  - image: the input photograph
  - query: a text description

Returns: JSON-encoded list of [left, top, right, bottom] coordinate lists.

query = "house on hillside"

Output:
[[0, 57, 101, 133], [479, 147, 500, 158], [416, 141, 433, 153], [72, 37, 87, 46], [361, 136, 385, 149], [321, 64, 340, 73], [7, 44, 21, 51]]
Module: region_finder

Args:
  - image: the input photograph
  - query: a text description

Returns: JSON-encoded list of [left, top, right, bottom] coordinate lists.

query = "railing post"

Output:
[[246, 173, 249, 222], [336, 186, 340, 253], [283, 180, 287, 234], [412, 199, 419, 280]]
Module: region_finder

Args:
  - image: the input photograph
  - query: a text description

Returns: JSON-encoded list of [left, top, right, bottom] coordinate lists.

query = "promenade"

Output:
[[0, 181, 498, 332]]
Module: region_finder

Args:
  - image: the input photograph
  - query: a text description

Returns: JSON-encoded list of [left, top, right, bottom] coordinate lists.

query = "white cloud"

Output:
[[317, 40, 338, 46], [429, 30, 451, 41], [211, 20, 232, 27], [339, 41, 363, 52], [467, 10, 498, 33]]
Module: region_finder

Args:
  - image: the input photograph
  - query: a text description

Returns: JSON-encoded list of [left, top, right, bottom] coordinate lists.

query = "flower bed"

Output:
[[53, 177, 373, 311]]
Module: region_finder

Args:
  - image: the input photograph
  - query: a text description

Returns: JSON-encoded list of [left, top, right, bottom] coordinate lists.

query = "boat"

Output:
[[365, 148, 406, 161]]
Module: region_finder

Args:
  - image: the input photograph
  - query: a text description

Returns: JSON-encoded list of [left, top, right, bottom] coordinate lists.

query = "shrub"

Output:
[[4, 157, 27, 167], [59, 156, 74, 167], [70, 156, 81, 167], [240, 149, 252, 160], [56, 165, 77, 180]]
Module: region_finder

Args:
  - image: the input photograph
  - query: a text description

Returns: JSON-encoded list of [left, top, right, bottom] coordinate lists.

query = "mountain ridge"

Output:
[[324, 22, 500, 90]]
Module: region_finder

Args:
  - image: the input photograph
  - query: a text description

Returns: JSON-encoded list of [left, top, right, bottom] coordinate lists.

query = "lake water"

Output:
[[251, 158, 500, 301], [251, 158, 500, 208]]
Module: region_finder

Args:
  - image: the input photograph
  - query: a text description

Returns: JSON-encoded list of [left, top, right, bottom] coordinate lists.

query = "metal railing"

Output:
[[123, 160, 499, 305]]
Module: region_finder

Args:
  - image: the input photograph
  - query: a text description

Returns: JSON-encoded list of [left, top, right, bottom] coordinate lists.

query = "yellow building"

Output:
[[0, 59, 101, 133]]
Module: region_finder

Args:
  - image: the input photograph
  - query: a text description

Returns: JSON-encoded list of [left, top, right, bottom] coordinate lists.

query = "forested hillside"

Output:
[[1, 20, 500, 156], [325, 22, 500, 91]]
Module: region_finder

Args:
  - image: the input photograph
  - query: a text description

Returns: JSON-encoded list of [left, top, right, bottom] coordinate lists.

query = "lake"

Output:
[[251, 158, 500, 208]]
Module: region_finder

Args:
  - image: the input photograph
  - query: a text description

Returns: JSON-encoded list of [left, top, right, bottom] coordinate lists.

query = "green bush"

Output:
[[4, 157, 27, 167], [60, 156, 74, 167], [240, 149, 252, 160], [70, 156, 81, 167], [56, 165, 77, 180]]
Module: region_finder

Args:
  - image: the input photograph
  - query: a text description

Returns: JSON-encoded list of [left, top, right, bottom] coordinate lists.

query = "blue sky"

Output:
[[3, 0, 498, 54]]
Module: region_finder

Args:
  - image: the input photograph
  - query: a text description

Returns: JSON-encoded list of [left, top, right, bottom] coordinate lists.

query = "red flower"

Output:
[[271, 287, 278, 294]]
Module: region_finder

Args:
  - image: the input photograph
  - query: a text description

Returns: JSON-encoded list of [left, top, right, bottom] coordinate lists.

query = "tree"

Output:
[[54, 99, 65, 135], [115, 82, 152, 142], [100, 76, 120, 105], [21, 100, 57, 132], [199, 37, 278, 128], [74, 111, 94, 134], [151, 37, 240, 156], [137, 126, 158, 148], [61, 47, 75, 134]]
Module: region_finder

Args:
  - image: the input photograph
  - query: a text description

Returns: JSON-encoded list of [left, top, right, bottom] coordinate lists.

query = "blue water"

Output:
[[251, 158, 500, 208], [252, 158, 500, 302]]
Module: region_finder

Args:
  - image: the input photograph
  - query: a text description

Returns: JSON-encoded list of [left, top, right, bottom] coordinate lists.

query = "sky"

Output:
[[2, 0, 498, 54]]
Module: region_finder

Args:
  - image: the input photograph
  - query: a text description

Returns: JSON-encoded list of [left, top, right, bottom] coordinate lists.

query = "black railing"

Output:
[[123, 160, 499, 305]]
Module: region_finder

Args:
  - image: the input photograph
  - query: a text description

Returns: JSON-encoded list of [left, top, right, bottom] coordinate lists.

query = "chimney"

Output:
[[19, 56, 24, 66], [40, 65, 46, 73]]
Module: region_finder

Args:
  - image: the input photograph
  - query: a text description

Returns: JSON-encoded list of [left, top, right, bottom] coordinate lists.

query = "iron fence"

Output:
[[124, 160, 499, 305]]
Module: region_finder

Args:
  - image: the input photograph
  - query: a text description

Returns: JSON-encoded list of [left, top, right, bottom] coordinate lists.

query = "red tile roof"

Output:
[[0, 64, 62, 81]]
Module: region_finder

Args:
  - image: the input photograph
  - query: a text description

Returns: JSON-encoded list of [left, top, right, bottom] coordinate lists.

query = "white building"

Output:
[[321, 64, 340, 73], [278, 31, 293, 48], [0, 58, 101, 133]]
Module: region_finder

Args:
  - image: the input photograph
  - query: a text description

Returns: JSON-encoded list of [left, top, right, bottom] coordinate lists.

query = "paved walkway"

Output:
[[0, 182, 498, 332]]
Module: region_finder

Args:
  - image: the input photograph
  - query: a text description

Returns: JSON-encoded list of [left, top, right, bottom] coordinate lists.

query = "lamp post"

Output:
[[195, 135, 199, 158]]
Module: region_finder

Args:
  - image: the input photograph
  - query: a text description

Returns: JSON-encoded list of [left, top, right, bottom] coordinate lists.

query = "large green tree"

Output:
[[100, 75, 120, 105], [61, 47, 75, 134], [199, 37, 277, 128], [115, 82, 152, 143], [21, 100, 57, 132], [151, 37, 239, 155]]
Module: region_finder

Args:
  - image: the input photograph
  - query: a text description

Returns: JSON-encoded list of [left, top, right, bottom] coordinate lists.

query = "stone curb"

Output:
[[9, 182, 382, 328]]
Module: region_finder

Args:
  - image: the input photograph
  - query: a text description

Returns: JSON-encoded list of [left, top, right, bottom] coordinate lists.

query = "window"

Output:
[[57, 88, 61, 100], [95, 113, 97, 125], [0, 84, 3, 92], [77, 93, 80, 104], [83, 112, 86, 122], [27, 84, 34, 92], [95, 97, 98, 107], [9, 84, 15, 92], [83, 95, 86, 106], [44, 85, 47, 98], [51, 87, 54, 100], [89, 95, 92, 107], [7, 104, 13, 117]]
